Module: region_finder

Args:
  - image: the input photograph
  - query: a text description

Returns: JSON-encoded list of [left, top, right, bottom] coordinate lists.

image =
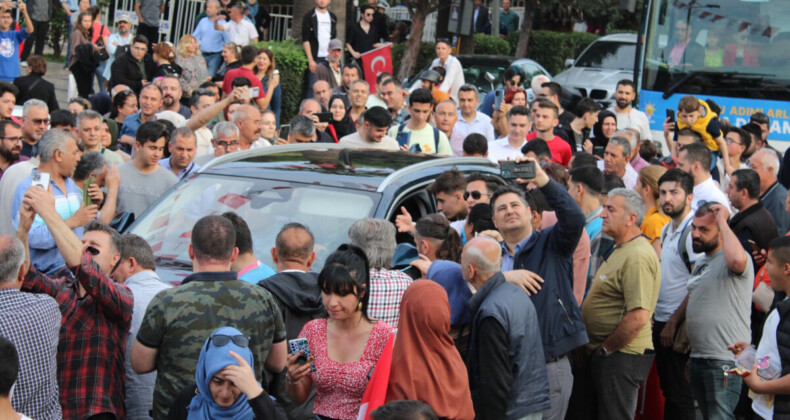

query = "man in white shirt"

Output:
[[213, 3, 258, 46], [387, 88, 452, 155], [676, 142, 731, 214], [430, 39, 464, 103], [488, 105, 531, 163], [454, 84, 495, 143], [340, 107, 398, 150], [607, 79, 651, 141], [596, 136, 638, 189], [302, 0, 336, 98], [433, 100, 464, 156]]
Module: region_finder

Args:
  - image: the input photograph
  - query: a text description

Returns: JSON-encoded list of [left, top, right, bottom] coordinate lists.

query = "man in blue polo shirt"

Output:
[[0, 3, 34, 82]]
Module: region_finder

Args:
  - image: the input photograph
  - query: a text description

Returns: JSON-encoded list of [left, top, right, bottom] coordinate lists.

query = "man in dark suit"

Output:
[[473, 0, 490, 34], [13, 55, 58, 111]]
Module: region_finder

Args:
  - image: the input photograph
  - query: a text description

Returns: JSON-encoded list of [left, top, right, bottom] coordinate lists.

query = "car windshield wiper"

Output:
[[662, 70, 772, 99]]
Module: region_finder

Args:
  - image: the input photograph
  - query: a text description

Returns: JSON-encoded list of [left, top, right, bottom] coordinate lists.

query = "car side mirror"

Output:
[[564, 58, 575, 68], [484, 72, 496, 84]]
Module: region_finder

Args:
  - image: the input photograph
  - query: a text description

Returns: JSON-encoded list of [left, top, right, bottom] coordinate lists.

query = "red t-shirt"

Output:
[[222, 67, 265, 100], [91, 22, 110, 44], [526, 132, 572, 167]]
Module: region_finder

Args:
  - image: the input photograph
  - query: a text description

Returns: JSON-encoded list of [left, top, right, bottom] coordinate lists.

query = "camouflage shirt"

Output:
[[136, 270, 286, 420]]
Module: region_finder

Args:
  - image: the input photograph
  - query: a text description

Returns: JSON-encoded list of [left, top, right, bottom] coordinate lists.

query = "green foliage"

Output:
[[255, 39, 308, 124], [473, 34, 510, 56], [392, 41, 436, 80], [48, 8, 68, 58], [507, 30, 599, 75]]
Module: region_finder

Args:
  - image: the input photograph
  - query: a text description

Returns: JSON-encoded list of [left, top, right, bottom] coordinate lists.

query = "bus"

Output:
[[636, 0, 790, 150]]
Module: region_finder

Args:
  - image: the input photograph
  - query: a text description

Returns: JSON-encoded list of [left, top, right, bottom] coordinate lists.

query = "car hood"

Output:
[[554, 67, 633, 89]]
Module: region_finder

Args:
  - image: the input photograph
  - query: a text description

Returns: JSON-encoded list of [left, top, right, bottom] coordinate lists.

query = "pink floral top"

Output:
[[299, 319, 393, 420]]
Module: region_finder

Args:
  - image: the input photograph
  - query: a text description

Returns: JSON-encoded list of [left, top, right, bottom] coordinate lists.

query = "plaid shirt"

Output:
[[368, 268, 413, 328], [23, 253, 134, 420], [0, 288, 62, 420]]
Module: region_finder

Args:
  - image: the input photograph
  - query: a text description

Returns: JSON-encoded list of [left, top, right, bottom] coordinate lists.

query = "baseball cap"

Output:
[[117, 13, 132, 23], [328, 39, 343, 51]]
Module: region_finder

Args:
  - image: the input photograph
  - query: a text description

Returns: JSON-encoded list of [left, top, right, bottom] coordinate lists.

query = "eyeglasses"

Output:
[[85, 246, 101, 256], [509, 79, 520, 86], [32, 118, 50, 125], [215, 140, 238, 149], [210, 334, 250, 347], [464, 190, 492, 200], [726, 137, 741, 145], [1, 136, 23, 142]]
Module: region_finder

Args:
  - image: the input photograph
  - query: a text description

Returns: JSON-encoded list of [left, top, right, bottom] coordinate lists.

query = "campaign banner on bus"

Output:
[[640, 90, 790, 142]]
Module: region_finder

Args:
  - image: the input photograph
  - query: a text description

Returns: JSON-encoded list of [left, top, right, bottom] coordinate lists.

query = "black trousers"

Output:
[[136, 23, 159, 50], [652, 321, 695, 420], [71, 65, 94, 99], [20, 19, 49, 59]]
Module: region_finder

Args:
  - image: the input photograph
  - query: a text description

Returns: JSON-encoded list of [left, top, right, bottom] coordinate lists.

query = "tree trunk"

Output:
[[515, 1, 537, 58], [397, 0, 431, 80], [329, 0, 346, 43]]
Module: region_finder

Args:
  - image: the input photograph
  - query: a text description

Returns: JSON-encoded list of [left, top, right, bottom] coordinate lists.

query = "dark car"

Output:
[[126, 144, 499, 284], [407, 55, 581, 109]]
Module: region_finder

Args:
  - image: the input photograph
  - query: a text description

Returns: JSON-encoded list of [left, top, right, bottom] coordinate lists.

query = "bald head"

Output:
[[273, 223, 316, 271], [462, 236, 502, 287]]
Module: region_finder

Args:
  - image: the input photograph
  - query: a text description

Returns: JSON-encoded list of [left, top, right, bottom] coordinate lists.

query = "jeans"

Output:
[[20, 19, 49, 60], [202, 52, 222, 77], [543, 356, 572, 420], [689, 358, 741, 420], [652, 321, 695, 420], [94, 61, 107, 93], [590, 351, 654, 420]]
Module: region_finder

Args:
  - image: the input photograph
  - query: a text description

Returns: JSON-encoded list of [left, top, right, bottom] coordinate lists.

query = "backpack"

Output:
[[395, 123, 440, 154], [661, 218, 693, 273]]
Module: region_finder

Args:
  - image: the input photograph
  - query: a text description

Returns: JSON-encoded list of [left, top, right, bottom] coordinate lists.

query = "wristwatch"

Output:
[[600, 346, 611, 357]]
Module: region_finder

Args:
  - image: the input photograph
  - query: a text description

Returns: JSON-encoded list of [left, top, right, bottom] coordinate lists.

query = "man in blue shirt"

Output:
[[0, 3, 33, 82], [118, 83, 163, 153], [192, 0, 226, 76], [11, 129, 97, 275]]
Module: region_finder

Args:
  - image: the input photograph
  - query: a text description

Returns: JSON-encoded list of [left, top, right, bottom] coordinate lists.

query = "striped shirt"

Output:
[[12, 173, 83, 274]]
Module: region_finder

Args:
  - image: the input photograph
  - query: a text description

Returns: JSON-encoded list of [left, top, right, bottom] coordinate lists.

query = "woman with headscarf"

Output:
[[584, 109, 617, 158], [327, 94, 356, 143], [386, 281, 475, 420], [167, 327, 287, 420], [426, 260, 473, 358]]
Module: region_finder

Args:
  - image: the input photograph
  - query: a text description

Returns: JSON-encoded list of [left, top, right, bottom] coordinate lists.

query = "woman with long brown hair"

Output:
[[68, 11, 100, 99], [636, 164, 670, 257], [253, 47, 281, 125]]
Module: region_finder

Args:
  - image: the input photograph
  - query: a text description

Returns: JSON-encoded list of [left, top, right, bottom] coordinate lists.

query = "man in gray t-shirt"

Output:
[[686, 202, 753, 419], [135, 0, 163, 48], [117, 121, 178, 219]]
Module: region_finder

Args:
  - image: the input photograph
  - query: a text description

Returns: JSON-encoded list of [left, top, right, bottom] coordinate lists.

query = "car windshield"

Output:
[[642, 0, 790, 99], [461, 62, 511, 95], [128, 175, 379, 271], [575, 40, 635, 70]]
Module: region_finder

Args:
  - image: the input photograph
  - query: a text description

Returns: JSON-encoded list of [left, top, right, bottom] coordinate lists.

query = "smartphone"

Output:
[[495, 90, 505, 109], [249, 86, 260, 98], [288, 338, 316, 372], [316, 112, 333, 123], [593, 145, 605, 158], [499, 160, 536, 180], [747, 239, 760, 252], [31, 171, 50, 189], [666, 109, 675, 123], [83, 176, 95, 206], [278, 126, 290, 140]]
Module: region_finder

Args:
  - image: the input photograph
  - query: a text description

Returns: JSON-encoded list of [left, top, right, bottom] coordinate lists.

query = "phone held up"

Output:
[[499, 160, 536, 180], [31, 171, 50, 189], [288, 338, 316, 372]]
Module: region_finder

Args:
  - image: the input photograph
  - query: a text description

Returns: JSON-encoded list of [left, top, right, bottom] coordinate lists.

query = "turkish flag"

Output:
[[360, 45, 393, 94]]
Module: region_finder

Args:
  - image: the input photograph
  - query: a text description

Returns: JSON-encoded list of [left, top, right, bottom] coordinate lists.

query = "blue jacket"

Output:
[[467, 272, 550, 419], [511, 179, 589, 361]]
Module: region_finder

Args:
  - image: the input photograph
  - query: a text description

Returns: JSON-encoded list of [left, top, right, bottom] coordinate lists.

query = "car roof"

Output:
[[596, 33, 637, 43], [197, 144, 497, 192]]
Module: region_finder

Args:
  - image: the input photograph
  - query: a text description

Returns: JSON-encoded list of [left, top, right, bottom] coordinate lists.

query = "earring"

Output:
[[357, 301, 363, 311]]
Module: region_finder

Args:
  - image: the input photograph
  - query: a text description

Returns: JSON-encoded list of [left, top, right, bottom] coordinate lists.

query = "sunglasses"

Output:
[[210, 334, 250, 347], [464, 190, 491, 200], [86, 246, 101, 256], [32, 118, 50, 125]]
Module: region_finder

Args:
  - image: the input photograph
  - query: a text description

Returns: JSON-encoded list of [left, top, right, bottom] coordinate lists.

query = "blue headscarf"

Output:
[[426, 260, 472, 327], [187, 327, 257, 420]]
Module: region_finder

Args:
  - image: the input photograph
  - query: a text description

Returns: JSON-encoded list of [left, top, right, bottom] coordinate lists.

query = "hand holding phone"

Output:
[[499, 160, 536, 180], [666, 109, 675, 123], [316, 112, 333, 123], [288, 338, 316, 372]]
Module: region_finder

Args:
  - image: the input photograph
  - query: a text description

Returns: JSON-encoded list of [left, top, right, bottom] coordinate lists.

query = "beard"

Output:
[[662, 202, 686, 219], [0, 143, 17, 162], [163, 96, 175, 107], [692, 236, 718, 254], [615, 98, 631, 110]]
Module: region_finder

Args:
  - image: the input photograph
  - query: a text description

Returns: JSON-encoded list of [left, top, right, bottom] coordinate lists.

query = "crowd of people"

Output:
[[3, 0, 790, 420]]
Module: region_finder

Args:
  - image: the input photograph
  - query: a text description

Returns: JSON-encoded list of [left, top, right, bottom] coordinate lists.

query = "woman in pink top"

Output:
[[285, 244, 393, 420]]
